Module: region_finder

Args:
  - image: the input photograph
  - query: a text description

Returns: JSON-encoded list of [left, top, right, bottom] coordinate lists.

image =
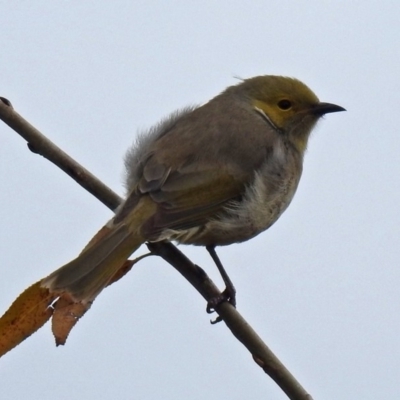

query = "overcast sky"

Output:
[[1, 2, 400, 399]]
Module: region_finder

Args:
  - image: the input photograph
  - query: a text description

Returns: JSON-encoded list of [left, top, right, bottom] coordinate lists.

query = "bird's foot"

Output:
[[206, 286, 236, 324]]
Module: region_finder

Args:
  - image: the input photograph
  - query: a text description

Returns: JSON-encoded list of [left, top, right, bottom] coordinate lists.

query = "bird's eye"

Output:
[[277, 99, 292, 110]]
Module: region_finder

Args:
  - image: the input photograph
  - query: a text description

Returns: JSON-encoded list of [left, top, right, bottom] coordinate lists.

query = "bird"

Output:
[[41, 75, 345, 309]]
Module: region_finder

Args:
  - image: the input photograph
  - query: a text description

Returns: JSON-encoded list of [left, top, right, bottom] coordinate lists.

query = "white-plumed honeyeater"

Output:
[[42, 75, 345, 306]]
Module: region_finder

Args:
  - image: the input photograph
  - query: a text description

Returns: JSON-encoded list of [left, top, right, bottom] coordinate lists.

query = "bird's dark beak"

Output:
[[312, 102, 346, 116]]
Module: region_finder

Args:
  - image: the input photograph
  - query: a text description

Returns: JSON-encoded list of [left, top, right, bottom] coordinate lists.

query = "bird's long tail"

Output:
[[41, 222, 144, 303], [41, 194, 159, 303]]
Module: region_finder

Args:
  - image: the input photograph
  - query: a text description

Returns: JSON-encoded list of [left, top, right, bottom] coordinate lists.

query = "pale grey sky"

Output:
[[1, 2, 399, 399]]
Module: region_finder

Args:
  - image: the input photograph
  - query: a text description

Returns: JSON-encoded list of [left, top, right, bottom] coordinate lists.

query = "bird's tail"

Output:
[[41, 222, 144, 303]]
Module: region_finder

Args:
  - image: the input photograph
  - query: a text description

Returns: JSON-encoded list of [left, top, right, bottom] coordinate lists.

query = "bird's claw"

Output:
[[206, 287, 236, 324]]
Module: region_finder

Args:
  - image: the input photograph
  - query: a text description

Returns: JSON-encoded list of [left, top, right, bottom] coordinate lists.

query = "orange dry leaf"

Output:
[[0, 281, 56, 357], [51, 294, 91, 346]]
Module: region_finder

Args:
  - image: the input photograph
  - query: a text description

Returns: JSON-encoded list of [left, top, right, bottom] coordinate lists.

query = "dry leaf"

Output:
[[51, 294, 91, 346], [0, 281, 56, 357]]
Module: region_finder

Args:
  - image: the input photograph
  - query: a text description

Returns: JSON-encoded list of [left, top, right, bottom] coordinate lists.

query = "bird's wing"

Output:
[[116, 156, 246, 238]]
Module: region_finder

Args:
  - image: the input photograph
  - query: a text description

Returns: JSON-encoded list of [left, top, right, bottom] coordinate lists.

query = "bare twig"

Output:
[[0, 97, 119, 211], [0, 97, 314, 400]]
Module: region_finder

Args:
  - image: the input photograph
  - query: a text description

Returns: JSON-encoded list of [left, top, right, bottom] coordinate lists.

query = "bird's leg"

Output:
[[205, 245, 236, 322]]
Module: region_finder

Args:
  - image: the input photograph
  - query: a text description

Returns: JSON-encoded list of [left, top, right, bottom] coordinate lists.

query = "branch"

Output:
[[0, 97, 314, 400]]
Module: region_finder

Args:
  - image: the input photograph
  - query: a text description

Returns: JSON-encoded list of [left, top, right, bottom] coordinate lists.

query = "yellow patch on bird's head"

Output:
[[238, 76, 322, 152]]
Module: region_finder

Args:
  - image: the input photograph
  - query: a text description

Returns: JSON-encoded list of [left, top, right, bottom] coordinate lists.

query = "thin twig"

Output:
[[0, 97, 119, 211], [0, 97, 314, 400]]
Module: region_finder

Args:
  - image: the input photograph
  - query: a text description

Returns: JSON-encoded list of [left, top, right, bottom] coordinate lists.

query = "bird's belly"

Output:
[[174, 168, 301, 246]]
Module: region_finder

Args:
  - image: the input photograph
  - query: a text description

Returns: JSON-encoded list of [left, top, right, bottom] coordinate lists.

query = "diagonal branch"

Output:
[[0, 97, 314, 400]]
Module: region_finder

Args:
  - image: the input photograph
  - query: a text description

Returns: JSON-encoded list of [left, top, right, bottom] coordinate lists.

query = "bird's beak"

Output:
[[312, 102, 346, 115]]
